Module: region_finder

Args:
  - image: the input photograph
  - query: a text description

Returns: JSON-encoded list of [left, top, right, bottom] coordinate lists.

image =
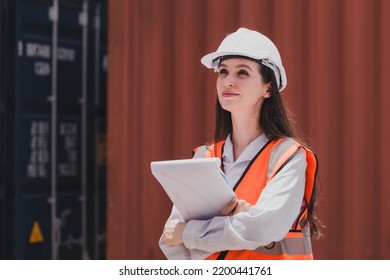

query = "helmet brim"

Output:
[[200, 51, 287, 92], [201, 51, 269, 69]]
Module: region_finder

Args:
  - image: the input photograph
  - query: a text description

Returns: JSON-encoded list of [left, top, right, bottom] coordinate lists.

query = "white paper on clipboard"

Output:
[[151, 158, 236, 221]]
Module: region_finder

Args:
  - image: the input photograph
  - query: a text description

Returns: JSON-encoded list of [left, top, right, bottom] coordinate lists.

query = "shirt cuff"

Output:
[[182, 219, 204, 250]]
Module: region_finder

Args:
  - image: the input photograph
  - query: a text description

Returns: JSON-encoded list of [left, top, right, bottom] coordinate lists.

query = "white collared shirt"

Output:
[[159, 133, 307, 260], [222, 133, 269, 187]]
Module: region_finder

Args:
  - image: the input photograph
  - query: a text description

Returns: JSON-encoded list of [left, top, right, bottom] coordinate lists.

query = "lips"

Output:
[[222, 91, 239, 97]]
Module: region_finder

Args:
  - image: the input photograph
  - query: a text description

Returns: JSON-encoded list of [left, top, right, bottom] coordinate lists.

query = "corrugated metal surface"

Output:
[[107, 0, 390, 259]]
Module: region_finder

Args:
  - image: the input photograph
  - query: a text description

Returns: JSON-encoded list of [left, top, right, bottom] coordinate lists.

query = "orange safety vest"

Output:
[[194, 137, 318, 260]]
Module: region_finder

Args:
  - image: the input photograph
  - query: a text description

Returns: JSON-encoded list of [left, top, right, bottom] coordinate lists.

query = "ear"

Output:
[[264, 82, 272, 98], [266, 82, 272, 92]]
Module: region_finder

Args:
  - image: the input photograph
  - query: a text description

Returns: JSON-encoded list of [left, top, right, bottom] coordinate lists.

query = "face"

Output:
[[216, 58, 270, 116]]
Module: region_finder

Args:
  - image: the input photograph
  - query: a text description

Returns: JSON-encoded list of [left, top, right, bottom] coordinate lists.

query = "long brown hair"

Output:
[[213, 56, 322, 240]]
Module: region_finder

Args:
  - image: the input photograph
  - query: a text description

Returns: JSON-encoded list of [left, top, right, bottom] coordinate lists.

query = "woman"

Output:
[[159, 27, 321, 260]]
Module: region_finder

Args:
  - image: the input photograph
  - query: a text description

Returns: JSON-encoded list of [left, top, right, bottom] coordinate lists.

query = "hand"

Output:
[[220, 198, 251, 216], [162, 219, 186, 247]]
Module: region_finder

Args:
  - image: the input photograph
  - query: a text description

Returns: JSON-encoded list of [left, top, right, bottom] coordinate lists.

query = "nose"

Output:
[[225, 81, 236, 88]]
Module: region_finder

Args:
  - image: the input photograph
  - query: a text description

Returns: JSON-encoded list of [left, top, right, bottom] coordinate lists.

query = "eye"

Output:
[[218, 68, 228, 76], [238, 69, 249, 76]]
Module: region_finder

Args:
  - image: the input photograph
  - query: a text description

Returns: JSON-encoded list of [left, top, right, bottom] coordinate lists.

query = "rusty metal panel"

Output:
[[378, 0, 390, 260], [107, 0, 390, 259], [341, 0, 378, 259], [302, 0, 345, 259]]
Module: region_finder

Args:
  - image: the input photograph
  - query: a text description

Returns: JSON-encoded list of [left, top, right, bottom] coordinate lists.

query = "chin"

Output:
[[220, 104, 234, 113]]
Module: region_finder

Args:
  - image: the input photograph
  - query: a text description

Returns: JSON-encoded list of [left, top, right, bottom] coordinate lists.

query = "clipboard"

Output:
[[151, 158, 236, 221]]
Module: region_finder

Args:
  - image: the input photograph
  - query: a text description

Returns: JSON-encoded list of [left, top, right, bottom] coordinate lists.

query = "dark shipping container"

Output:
[[0, 0, 107, 259]]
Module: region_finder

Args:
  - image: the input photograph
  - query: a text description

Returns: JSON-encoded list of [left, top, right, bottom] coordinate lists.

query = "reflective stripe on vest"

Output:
[[196, 137, 317, 260]]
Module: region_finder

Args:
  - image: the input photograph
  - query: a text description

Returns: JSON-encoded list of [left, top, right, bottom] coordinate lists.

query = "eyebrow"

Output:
[[219, 63, 253, 71]]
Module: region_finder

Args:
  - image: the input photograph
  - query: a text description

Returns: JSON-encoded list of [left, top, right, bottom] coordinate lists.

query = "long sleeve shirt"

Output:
[[159, 133, 306, 260]]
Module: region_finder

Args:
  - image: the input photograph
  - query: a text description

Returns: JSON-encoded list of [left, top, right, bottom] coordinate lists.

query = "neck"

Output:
[[231, 112, 262, 161]]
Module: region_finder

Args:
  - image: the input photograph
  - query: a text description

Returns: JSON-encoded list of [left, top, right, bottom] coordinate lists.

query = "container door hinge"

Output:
[[49, 2, 59, 23], [79, 11, 88, 27]]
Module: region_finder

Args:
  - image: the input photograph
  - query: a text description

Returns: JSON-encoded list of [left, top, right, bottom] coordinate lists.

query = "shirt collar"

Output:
[[222, 133, 269, 164]]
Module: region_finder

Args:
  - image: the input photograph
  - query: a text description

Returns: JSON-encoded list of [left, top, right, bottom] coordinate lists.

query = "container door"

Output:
[[4, 0, 107, 260], [12, 0, 83, 259]]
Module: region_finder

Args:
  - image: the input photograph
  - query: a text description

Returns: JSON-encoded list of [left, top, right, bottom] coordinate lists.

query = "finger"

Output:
[[220, 198, 238, 216], [162, 220, 185, 247], [232, 200, 251, 214], [165, 219, 180, 227], [163, 238, 174, 247], [162, 221, 176, 246], [232, 200, 246, 214], [162, 230, 176, 247]]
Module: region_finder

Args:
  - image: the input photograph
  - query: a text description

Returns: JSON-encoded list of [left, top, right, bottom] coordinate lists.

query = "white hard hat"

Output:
[[201, 27, 287, 92]]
